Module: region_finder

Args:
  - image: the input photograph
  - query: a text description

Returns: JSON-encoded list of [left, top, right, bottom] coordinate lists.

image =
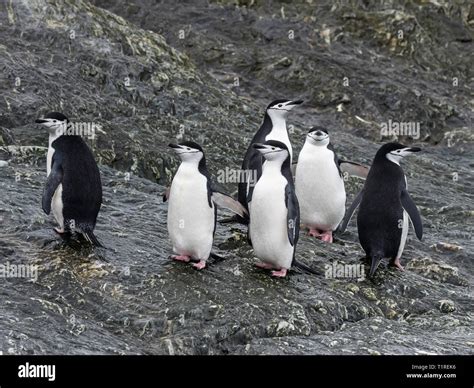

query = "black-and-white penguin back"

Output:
[[52, 135, 102, 231]]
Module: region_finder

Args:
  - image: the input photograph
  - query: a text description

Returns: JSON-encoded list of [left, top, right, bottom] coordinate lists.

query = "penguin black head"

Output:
[[376, 142, 421, 166], [307, 126, 329, 145], [169, 141, 204, 163], [253, 140, 289, 162], [35, 112, 69, 135], [266, 99, 303, 120]]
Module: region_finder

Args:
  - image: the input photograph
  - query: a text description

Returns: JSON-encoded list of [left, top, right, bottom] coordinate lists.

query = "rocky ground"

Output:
[[0, 0, 472, 354]]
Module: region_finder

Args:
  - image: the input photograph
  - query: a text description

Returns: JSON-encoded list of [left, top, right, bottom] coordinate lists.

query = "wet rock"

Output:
[[406, 257, 468, 287], [266, 300, 311, 337], [0, 0, 472, 356], [438, 300, 456, 314], [94, 0, 473, 144], [431, 242, 464, 253]]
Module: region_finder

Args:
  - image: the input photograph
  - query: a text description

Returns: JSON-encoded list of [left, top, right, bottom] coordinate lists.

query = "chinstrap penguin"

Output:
[[340, 143, 423, 277], [295, 127, 368, 243], [166, 141, 247, 270], [248, 140, 316, 277], [237, 99, 303, 221], [36, 112, 103, 246]]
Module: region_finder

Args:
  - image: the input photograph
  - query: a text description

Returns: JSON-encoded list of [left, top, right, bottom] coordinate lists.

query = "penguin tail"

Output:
[[293, 259, 319, 275], [369, 255, 383, 277], [82, 230, 104, 248]]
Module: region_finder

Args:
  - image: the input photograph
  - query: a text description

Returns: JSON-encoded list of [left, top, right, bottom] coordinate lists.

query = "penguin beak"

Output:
[[168, 143, 185, 154], [253, 143, 267, 151], [287, 100, 304, 106], [35, 118, 48, 124], [408, 147, 421, 153], [253, 143, 274, 155]]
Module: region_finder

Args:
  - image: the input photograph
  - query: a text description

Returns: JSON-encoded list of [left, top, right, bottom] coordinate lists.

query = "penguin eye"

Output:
[[272, 147, 276, 150], [278, 104, 282, 108], [187, 148, 191, 151]]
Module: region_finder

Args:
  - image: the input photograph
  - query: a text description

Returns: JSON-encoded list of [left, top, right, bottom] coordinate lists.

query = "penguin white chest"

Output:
[[167, 166, 214, 260], [397, 210, 409, 259], [46, 144, 64, 229], [249, 168, 293, 269], [295, 146, 346, 230], [46, 146, 54, 176], [52, 184, 64, 229]]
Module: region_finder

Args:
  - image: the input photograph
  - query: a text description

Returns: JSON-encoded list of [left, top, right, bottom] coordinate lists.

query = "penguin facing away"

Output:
[[166, 141, 248, 270], [295, 126, 369, 243], [249, 140, 316, 278], [36, 112, 103, 246], [237, 99, 303, 221], [340, 143, 423, 277]]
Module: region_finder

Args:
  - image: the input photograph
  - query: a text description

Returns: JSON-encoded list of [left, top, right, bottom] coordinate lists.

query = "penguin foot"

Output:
[[320, 231, 333, 243], [53, 227, 71, 241], [271, 268, 288, 277], [391, 257, 405, 271], [192, 260, 206, 270], [308, 228, 333, 243], [308, 228, 322, 237], [255, 262, 274, 269], [170, 255, 191, 263]]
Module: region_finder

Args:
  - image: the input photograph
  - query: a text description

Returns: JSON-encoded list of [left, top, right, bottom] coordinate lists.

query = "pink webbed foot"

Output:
[[320, 230, 333, 243], [391, 257, 404, 271], [308, 228, 322, 237], [255, 262, 274, 269], [308, 228, 333, 243], [271, 268, 288, 278], [192, 260, 206, 270], [170, 255, 191, 263]]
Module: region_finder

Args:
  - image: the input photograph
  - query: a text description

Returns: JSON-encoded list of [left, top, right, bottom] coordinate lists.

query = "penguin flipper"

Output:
[[339, 160, 370, 179], [246, 152, 263, 204], [42, 153, 63, 215], [400, 189, 423, 240], [339, 189, 364, 233], [285, 184, 299, 246], [212, 192, 249, 218]]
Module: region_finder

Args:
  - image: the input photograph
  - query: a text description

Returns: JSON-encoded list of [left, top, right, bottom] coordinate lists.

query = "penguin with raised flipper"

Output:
[[166, 141, 248, 270]]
